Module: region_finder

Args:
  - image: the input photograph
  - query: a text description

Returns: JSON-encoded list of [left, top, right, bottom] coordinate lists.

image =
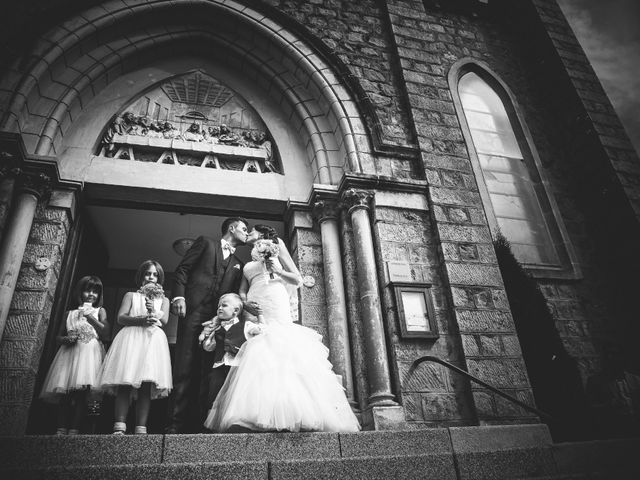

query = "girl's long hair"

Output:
[[135, 260, 165, 287]]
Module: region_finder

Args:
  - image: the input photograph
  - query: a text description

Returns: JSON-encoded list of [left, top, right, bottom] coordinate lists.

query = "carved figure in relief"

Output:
[[253, 130, 278, 173], [162, 122, 181, 139], [183, 122, 204, 142], [218, 124, 241, 145], [102, 112, 136, 157]]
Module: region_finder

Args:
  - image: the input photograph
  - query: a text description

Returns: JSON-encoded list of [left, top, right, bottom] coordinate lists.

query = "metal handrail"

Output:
[[408, 355, 553, 421]]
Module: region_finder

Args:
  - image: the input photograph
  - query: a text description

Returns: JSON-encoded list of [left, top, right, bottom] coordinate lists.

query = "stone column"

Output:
[[0, 172, 51, 341], [312, 199, 355, 405], [0, 153, 20, 242], [342, 188, 396, 407], [340, 209, 370, 412]]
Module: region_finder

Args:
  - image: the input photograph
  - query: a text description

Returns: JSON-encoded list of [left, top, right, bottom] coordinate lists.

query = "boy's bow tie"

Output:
[[220, 318, 238, 329]]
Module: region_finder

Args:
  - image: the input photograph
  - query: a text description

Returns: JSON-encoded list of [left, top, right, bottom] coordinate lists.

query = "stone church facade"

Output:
[[0, 0, 638, 438]]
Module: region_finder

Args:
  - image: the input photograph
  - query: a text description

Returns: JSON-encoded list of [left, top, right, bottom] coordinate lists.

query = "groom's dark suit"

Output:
[[169, 235, 244, 432]]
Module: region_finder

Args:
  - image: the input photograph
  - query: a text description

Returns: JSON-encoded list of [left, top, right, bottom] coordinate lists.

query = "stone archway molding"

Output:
[[1, 0, 373, 183]]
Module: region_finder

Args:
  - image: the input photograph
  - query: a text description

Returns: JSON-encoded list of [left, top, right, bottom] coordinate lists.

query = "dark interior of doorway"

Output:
[[28, 204, 283, 434]]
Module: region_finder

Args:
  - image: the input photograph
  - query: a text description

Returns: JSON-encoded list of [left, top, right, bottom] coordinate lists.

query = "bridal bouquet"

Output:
[[252, 239, 280, 279], [138, 283, 165, 326]]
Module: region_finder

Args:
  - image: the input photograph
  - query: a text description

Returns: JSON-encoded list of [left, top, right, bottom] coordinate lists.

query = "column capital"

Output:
[[16, 170, 52, 200], [342, 188, 373, 213], [312, 199, 341, 224], [0, 152, 21, 180]]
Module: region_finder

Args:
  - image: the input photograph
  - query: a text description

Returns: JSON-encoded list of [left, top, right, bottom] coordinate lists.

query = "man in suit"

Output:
[[167, 217, 252, 433]]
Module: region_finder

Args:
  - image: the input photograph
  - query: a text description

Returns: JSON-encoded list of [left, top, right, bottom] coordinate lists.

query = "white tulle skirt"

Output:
[[204, 321, 360, 433], [40, 339, 105, 402], [99, 325, 172, 399]]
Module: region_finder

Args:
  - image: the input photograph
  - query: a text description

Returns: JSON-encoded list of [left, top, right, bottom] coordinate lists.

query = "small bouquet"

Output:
[[251, 239, 280, 279], [64, 330, 80, 345], [138, 283, 165, 327], [68, 322, 97, 344]]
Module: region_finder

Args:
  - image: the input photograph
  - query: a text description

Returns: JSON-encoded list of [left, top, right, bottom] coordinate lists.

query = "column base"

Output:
[[362, 405, 406, 431]]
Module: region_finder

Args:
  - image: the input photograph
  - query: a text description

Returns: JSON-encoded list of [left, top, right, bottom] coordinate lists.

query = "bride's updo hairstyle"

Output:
[[254, 224, 279, 242]]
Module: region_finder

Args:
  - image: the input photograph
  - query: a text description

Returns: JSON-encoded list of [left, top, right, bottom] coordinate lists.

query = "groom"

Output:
[[167, 217, 251, 433]]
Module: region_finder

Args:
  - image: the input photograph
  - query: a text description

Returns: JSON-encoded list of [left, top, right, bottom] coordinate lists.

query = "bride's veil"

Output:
[[277, 238, 302, 322]]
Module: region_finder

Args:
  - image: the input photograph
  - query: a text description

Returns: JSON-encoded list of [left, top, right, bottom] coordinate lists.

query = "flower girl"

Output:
[[40, 276, 108, 435], [99, 260, 172, 434]]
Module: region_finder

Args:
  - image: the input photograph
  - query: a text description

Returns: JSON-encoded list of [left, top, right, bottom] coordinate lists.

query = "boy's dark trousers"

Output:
[[203, 365, 231, 414]]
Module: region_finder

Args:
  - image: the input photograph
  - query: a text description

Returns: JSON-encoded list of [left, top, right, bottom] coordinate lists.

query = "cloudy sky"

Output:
[[556, 0, 640, 154]]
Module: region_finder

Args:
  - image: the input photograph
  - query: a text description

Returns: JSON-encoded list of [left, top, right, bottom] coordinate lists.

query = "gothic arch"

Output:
[[448, 58, 579, 278], [0, 0, 373, 191]]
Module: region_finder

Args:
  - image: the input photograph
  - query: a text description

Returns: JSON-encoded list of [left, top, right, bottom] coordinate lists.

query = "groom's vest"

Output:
[[212, 320, 247, 364]]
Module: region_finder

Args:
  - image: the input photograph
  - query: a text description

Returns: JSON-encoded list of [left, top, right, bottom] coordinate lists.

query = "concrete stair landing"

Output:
[[1, 425, 638, 479]]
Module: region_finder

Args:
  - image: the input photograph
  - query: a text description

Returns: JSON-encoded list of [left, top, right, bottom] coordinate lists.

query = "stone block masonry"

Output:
[[291, 220, 329, 341], [373, 198, 474, 425], [382, 0, 542, 424], [0, 202, 70, 436], [265, 0, 417, 154]]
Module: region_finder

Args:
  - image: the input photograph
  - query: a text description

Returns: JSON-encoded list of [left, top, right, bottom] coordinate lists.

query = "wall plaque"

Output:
[[392, 282, 438, 339], [387, 262, 412, 283]]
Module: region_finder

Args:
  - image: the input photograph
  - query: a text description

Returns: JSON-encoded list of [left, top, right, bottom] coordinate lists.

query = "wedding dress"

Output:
[[204, 252, 360, 432]]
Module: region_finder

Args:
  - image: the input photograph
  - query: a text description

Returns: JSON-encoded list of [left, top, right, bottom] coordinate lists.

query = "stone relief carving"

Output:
[[99, 112, 280, 174]]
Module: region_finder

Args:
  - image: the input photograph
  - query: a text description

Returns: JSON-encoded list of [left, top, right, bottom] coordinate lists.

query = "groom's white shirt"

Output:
[[220, 239, 234, 259]]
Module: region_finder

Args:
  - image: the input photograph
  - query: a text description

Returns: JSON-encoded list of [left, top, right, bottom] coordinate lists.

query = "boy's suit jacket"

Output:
[[172, 235, 244, 315]]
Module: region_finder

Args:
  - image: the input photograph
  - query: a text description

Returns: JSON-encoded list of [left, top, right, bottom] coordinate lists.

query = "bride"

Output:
[[204, 225, 360, 433]]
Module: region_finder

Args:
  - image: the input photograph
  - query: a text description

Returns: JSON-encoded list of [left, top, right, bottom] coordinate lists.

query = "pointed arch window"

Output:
[[454, 67, 579, 278]]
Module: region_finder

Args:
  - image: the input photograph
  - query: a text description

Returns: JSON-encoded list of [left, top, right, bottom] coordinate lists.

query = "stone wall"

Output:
[[0, 201, 71, 435], [289, 212, 329, 340], [266, 0, 630, 421], [379, 0, 537, 424], [263, 0, 414, 149], [373, 192, 476, 425], [506, 0, 640, 374]]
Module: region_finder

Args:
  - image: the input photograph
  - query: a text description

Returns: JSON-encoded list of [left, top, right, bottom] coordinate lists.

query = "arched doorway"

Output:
[[1, 0, 377, 435]]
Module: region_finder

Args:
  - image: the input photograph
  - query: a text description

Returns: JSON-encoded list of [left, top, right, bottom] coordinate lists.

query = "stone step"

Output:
[[552, 437, 640, 478], [1, 425, 638, 479], [1, 453, 454, 480]]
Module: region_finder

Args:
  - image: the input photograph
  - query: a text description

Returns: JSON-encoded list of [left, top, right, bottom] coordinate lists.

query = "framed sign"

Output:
[[393, 282, 438, 339]]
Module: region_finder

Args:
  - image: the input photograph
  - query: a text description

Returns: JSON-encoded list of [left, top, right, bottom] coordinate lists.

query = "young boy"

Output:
[[199, 293, 262, 418]]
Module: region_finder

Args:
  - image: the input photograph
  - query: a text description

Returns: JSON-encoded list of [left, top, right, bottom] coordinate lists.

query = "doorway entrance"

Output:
[[30, 199, 285, 434]]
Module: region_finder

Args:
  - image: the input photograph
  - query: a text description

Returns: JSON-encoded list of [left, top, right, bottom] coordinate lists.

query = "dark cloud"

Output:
[[557, 0, 640, 154]]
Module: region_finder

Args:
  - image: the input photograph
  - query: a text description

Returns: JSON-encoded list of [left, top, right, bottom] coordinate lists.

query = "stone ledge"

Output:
[[0, 435, 164, 468], [454, 448, 556, 480], [449, 424, 552, 452], [340, 428, 452, 457], [162, 431, 340, 463], [552, 438, 640, 475], [270, 453, 458, 480], [0, 461, 267, 480]]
